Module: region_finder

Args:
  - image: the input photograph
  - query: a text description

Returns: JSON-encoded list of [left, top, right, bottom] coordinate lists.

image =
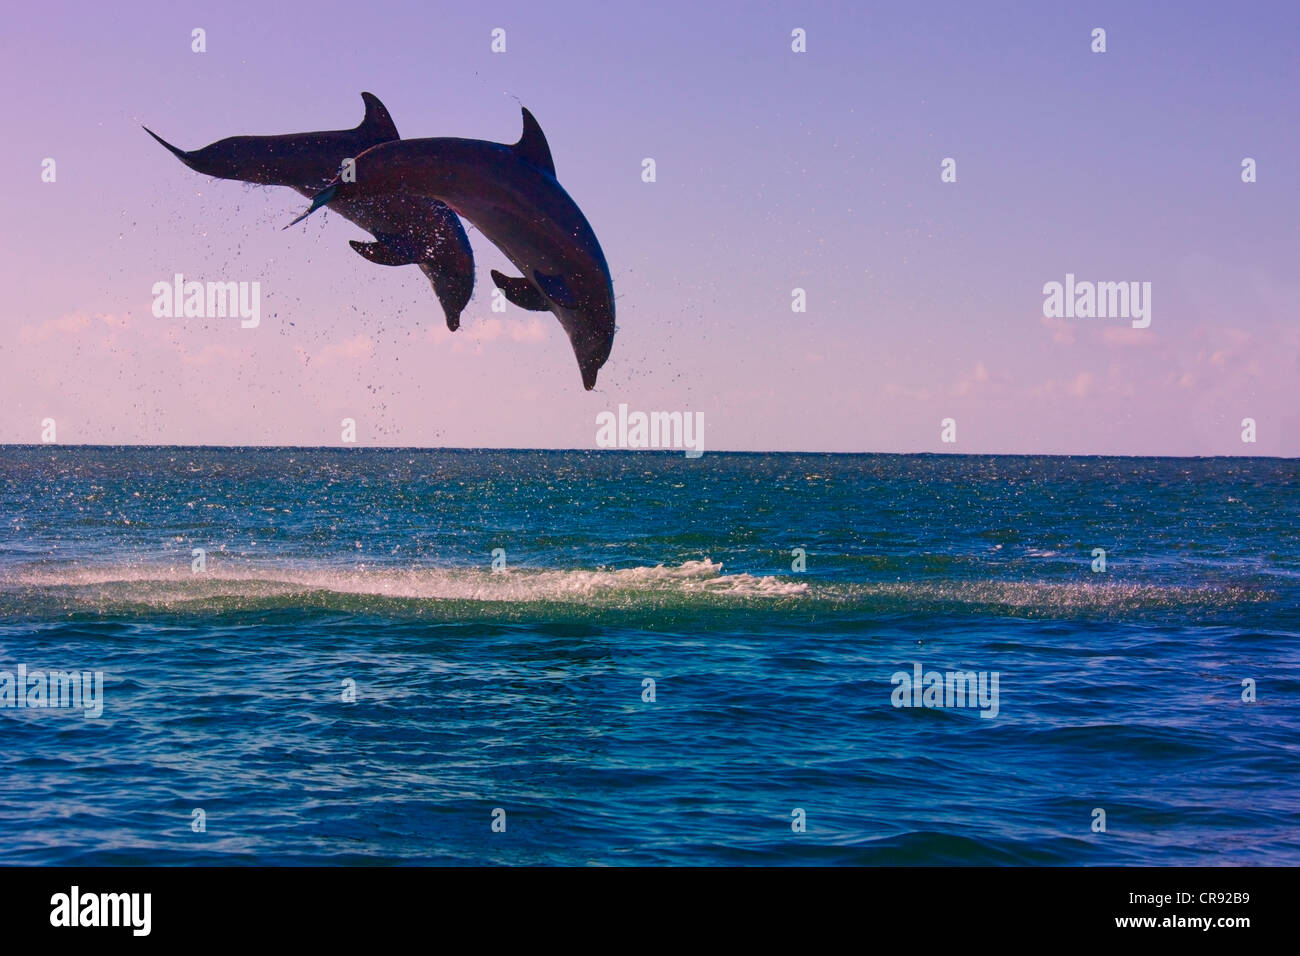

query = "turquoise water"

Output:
[[0, 447, 1297, 864]]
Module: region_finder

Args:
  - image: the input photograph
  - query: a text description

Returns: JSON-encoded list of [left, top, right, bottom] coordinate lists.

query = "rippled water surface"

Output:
[[1, 448, 1297, 864]]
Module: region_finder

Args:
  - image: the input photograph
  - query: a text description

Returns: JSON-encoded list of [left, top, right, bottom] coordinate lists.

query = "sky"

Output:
[[1, 0, 1297, 454]]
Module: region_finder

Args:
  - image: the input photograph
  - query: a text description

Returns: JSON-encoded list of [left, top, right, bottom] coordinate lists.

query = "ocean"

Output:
[[0, 447, 1296, 865]]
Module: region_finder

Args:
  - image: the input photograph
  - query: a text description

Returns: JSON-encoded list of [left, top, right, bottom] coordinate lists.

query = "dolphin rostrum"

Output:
[[289, 107, 615, 390], [143, 93, 475, 330]]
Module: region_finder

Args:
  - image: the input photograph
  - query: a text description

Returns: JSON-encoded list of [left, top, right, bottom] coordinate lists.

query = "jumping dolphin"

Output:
[[143, 93, 475, 330], [289, 108, 615, 390]]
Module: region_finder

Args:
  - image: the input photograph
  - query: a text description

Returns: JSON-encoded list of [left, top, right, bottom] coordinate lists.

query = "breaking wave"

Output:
[[0, 558, 809, 612], [0, 557, 1269, 618]]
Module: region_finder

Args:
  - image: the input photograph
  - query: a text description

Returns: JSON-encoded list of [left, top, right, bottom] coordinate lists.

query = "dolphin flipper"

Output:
[[490, 269, 549, 312], [349, 234, 424, 267]]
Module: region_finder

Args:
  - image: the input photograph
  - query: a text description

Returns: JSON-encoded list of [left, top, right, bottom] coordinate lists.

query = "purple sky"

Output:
[[2, 0, 1297, 454]]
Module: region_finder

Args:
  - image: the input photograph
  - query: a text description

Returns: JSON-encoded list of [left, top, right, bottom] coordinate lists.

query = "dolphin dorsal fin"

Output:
[[513, 107, 556, 177], [358, 92, 400, 140]]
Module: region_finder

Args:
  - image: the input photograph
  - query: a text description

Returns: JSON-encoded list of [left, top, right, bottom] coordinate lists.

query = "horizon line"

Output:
[[1, 444, 1296, 461]]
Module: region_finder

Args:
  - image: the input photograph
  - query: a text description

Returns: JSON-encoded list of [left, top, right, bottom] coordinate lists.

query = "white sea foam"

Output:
[[2, 561, 1265, 613], [4, 558, 810, 605]]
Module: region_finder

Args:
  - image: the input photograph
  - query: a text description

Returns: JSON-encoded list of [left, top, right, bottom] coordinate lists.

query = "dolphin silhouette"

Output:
[[289, 107, 615, 390], [143, 93, 475, 330]]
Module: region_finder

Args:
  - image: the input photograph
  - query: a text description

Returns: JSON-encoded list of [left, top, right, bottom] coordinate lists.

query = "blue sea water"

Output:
[[0, 447, 1296, 865]]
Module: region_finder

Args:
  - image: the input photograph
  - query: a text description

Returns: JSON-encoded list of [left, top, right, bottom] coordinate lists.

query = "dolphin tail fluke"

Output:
[[285, 184, 338, 229], [142, 126, 193, 165]]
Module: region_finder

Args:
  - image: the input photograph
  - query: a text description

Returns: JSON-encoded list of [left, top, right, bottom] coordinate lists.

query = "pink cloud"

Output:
[[17, 311, 130, 344], [1095, 326, 1158, 348], [428, 316, 549, 348], [293, 335, 375, 368]]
